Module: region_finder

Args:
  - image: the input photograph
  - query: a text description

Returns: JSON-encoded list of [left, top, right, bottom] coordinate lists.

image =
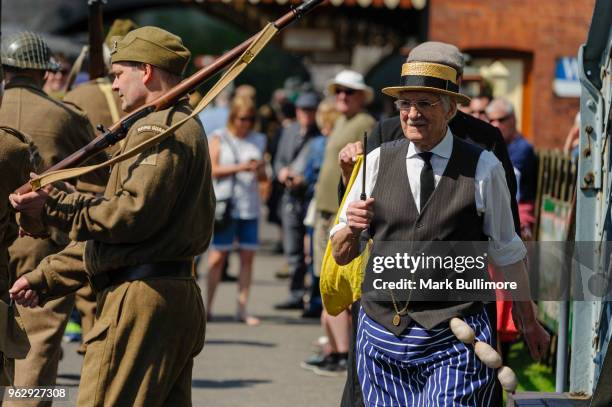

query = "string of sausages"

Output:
[[449, 317, 519, 393]]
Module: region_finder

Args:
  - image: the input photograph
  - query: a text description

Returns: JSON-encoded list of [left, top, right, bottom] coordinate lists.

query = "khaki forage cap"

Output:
[[110, 26, 191, 76]]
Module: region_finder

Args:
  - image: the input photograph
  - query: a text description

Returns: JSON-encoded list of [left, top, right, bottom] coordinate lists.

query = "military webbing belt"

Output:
[[29, 23, 278, 191]]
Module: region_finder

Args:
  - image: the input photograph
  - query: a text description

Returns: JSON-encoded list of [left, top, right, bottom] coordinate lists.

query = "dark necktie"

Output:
[[419, 152, 435, 211]]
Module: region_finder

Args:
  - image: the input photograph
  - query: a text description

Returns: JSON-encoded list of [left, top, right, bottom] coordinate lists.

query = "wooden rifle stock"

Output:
[[15, 0, 324, 195], [88, 0, 107, 80]]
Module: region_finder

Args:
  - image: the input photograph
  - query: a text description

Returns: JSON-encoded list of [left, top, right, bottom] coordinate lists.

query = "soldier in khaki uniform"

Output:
[[10, 26, 214, 407], [0, 31, 108, 406], [0, 61, 34, 386]]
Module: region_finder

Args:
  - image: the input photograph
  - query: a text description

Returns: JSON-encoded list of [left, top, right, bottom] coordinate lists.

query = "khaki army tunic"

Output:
[[0, 127, 32, 387], [26, 99, 215, 407], [0, 77, 108, 195], [0, 76, 108, 405], [0, 128, 30, 298], [0, 76, 108, 276]]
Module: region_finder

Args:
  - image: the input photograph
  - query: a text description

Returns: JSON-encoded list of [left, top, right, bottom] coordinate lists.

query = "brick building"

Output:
[[428, 0, 596, 148]]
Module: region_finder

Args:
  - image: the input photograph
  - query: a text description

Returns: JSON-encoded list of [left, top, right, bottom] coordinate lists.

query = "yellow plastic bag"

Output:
[[320, 156, 372, 316]]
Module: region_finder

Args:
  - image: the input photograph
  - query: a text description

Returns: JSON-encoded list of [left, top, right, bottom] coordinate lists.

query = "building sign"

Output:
[[553, 57, 581, 97]]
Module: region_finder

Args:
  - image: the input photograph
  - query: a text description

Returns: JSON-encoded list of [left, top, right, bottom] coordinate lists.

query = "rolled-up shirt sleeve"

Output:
[[477, 151, 527, 266]]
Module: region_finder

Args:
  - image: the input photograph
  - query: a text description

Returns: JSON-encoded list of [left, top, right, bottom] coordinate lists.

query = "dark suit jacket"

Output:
[[341, 110, 521, 234]]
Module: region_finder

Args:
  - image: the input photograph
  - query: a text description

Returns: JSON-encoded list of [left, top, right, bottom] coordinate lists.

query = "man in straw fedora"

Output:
[[337, 41, 522, 407], [330, 42, 549, 405]]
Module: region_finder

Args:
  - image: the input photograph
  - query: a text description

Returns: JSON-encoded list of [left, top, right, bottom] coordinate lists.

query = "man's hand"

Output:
[[513, 301, 551, 361], [338, 142, 364, 186], [9, 277, 40, 308], [245, 159, 264, 173], [522, 320, 551, 361], [285, 175, 305, 189], [520, 224, 533, 241], [277, 167, 291, 183], [346, 197, 374, 235], [9, 175, 51, 218], [331, 197, 375, 265]]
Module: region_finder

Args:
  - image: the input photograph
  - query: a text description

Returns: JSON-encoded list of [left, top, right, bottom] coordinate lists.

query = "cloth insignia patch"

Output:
[[136, 125, 165, 166], [139, 145, 159, 166], [137, 125, 165, 134]]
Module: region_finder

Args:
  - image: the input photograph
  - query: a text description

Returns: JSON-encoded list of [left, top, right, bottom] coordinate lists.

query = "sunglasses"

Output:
[[335, 87, 357, 96], [237, 116, 256, 122]]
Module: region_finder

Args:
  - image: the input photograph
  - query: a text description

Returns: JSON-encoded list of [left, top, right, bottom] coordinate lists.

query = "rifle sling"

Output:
[[30, 23, 278, 192]]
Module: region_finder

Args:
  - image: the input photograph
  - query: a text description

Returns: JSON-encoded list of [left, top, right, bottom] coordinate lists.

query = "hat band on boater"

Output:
[[381, 60, 470, 104], [399, 75, 459, 93]]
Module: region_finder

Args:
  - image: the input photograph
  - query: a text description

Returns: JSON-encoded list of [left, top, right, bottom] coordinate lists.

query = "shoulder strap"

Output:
[[219, 130, 241, 165], [28, 23, 279, 191], [218, 129, 239, 192]]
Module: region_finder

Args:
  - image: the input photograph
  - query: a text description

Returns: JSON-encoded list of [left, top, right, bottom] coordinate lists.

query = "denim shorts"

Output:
[[212, 218, 259, 251]]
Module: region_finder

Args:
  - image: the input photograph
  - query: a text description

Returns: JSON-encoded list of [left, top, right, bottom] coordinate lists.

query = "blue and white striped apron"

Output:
[[356, 307, 495, 407]]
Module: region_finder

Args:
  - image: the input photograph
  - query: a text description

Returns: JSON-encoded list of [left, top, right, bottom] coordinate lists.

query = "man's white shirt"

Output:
[[331, 128, 526, 267]]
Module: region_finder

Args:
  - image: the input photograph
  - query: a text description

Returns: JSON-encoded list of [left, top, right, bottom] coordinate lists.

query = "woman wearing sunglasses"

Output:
[[207, 96, 267, 326]]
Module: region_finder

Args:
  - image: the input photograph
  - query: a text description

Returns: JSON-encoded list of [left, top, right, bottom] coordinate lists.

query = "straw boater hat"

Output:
[[382, 41, 470, 105], [327, 69, 374, 105]]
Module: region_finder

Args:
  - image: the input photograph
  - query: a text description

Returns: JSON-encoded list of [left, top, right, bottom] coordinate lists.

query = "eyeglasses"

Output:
[[237, 116, 256, 122], [394, 99, 442, 112], [335, 87, 357, 96], [487, 114, 512, 124]]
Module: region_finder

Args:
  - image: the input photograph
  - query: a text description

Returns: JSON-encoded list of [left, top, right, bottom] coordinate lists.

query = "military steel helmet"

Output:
[[1, 31, 61, 72]]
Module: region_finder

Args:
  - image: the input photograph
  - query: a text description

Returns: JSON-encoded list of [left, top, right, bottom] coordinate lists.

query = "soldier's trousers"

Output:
[[3, 296, 74, 407], [74, 285, 97, 354], [6, 237, 71, 407], [77, 278, 206, 407]]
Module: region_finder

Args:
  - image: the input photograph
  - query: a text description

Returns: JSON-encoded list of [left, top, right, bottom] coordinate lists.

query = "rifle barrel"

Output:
[[88, 0, 106, 80], [14, 0, 324, 195]]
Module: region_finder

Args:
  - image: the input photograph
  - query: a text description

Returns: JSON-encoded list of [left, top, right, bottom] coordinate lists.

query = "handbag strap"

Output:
[[218, 129, 240, 195]]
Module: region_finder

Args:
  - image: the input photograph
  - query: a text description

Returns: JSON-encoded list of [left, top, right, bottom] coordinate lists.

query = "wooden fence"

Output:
[[535, 151, 577, 241]]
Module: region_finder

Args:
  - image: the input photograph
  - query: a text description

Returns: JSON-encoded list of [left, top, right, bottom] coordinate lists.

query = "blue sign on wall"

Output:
[[554, 57, 581, 97]]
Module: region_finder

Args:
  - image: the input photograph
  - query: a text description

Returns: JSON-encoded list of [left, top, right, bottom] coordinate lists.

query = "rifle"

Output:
[[88, 0, 107, 80], [15, 0, 324, 195]]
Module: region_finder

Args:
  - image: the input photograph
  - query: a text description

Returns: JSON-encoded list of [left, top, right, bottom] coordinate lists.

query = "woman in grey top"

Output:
[[207, 96, 267, 326]]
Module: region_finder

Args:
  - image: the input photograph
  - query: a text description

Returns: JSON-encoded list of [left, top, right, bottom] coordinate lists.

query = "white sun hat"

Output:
[[326, 69, 374, 105]]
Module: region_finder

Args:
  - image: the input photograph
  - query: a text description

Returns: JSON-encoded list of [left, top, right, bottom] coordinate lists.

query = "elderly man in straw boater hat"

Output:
[[330, 43, 550, 405]]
